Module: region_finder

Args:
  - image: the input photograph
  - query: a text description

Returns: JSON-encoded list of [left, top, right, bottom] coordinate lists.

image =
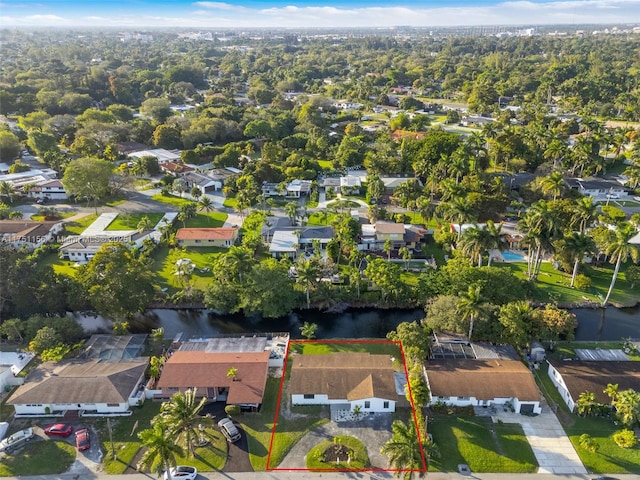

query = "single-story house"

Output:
[[183, 172, 218, 194], [286, 179, 312, 198], [0, 220, 64, 250], [262, 182, 283, 198], [340, 176, 362, 195], [565, 177, 628, 199], [269, 230, 299, 259], [268, 226, 334, 259], [547, 360, 640, 412], [0, 169, 58, 191], [204, 168, 237, 191], [176, 227, 239, 248], [156, 351, 270, 410], [460, 115, 495, 127], [290, 352, 399, 413], [128, 148, 180, 164], [425, 359, 542, 414], [160, 162, 195, 176], [27, 179, 68, 200], [379, 176, 422, 195], [8, 358, 148, 417]]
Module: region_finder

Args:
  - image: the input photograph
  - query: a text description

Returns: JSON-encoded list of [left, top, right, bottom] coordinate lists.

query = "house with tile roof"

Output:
[[156, 350, 270, 410], [176, 227, 239, 248], [547, 360, 640, 412], [289, 352, 401, 413], [27, 179, 68, 200], [7, 336, 148, 418], [425, 359, 542, 414], [0, 220, 64, 250]]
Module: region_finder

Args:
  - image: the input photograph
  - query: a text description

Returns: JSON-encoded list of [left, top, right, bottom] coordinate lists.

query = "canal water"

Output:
[[73, 306, 640, 341]]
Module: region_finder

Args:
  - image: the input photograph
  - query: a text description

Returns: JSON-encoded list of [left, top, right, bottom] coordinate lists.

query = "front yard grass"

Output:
[[0, 440, 76, 476], [306, 435, 370, 470], [428, 415, 537, 473], [105, 212, 165, 230], [565, 416, 640, 474], [63, 213, 98, 235]]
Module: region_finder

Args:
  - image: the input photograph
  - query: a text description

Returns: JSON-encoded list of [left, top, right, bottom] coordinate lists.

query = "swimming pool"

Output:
[[502, 250, 526, 262]]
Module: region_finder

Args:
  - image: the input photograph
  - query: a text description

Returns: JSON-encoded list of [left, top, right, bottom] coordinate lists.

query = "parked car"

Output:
[[606, 194, 620, 199], [0, 428, 35, 453], [217, 417, 241, 443], [44, 423, 73, 437], [75, 428, 90, 451], [163, 465, 197, 480]]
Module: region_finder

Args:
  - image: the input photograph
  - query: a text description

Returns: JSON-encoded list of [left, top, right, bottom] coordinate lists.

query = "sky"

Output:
[[1, 0, 640, 28]]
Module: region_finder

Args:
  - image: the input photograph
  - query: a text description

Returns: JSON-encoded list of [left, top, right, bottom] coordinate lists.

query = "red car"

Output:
[[44, 423, 73, 437], [75, 428, 90, 451]]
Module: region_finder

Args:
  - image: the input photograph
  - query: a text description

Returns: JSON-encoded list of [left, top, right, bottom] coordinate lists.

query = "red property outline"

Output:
[[266, 338, 427, 473]]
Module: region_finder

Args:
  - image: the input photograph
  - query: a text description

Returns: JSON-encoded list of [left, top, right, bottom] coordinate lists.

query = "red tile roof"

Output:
[[176, 228, 238, 241], [157, 351, 270, 405]]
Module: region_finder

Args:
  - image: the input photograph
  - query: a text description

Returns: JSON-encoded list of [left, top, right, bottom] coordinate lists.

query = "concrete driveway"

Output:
[[278, 412, 394, 470], [491, 408, 587, 475]]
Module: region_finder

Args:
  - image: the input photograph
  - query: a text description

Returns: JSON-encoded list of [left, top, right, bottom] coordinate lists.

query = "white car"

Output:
[[0, 428, 35, 453], [606, 194, 620, 199], [163, 465, 197, 480]]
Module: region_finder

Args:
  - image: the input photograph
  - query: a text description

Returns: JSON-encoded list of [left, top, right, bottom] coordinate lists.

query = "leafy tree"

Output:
[[300, 321, 318, 340], [578, 433, 599, 453], [140, 98, 173, 123], [0, 131, 22, 161], [540, 171, 565, 201], [576, 391, 598, 417], [0, 318, 24, 342], [387, 321, 431, 366], [62, 157, 114, 213], [29, 326, 62, 355], [625, 265, 640, 289], [611, 389, 640, 428], [498, 301, 533, 348], [405, 366, 430, 408], [240, 258, 299, 318], [531, 304, 577, 348], [137, 420, 185, 478], [76, 242, 155, 320], [364, 258, 403, 304]]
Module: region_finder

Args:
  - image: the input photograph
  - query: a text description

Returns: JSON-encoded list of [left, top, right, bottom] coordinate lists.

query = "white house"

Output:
[[565, 177, 628, 199], [269, 230, 299, 259], [183, 172, 218, 194], [286, 179, 312, 198], [128, 148, 180, 164], [425, 359, 542, 415], [28, 179, 68, 201], [289, 352, 400, 413], [0, 352, 34, 393], [547, 360, 640, 412], [340, 175, 362, 195], [0, 220, 64, 250], [8, 358, 148, 417]]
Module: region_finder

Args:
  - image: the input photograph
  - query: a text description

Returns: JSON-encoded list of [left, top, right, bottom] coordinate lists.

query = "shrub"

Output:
[[612, 429, 638, 448], [579, 433, 599, 453], [225, 405, 241, 417], [574, 274, 592, 290]]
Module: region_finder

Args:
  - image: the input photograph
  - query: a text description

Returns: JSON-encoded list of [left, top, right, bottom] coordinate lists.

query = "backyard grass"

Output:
[[428, 415, 537, 473], [105, 212, 165, 230], [307, 212, 339, 226], [306, 435, 370, 470], [63, 213, 98, 234], [184, 213, 228, 228], [149, 245, 223, 293], [494, 261, 638, 306], [37, 251, 78, 277], [0, 440, 76, 476], [290, 340, 401, 359], [318, 160, 334, 170], [547, 341, 640, 362]]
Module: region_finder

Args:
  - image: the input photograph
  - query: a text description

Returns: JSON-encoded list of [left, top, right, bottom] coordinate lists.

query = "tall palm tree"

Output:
[[137, 215, 153, 234], [160, 388, 213, 457], [602, 223, 639, 305], [572, 197, 598, 233], [485, 220, 507, 266], [543, 139, 567, 170], [441, 196, 477, 241], [457, 226, 488, 267], [398, 246, 412, 271], [564, 232, 596, 288], [0, 181, 14, 204], [457, 284, 485, 342], [285, 201, 299, 226], [296, 258, 320, 309], [540, 171, 564, 201], [383, 239, 392, 261], [380, 419, 428, 480], [198, 196, 214, 224], [222, 246, 253, 282], [137, 419, 184, 479]]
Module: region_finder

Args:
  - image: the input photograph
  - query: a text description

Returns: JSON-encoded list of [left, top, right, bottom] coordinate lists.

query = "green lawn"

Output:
[[30, 211, 75, 221], [307, 212, 338, 226], [0, 440, 76, 476], [493, 261, 639, 307], [63, 213, 98, 235], [149, 245, 224, 293], [547, 341, 640, 362], [318, 160, 334, 170], [306, 435, 370, 470], [105, 212, 165, 230], [290, 340, 401, 359], [428, 415, 537, 473], [565, 416, 640, 474], [38, 251, 78, 277], [183, 212, 228, 228], [223, 196, 238, 208], [99, 401, 226, 474]]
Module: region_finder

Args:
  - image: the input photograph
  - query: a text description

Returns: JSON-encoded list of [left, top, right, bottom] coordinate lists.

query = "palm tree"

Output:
[[300, 321, 318, 339], [8, 210, 23, 220], [137, 419, 184, 479], [0, 181, 14, 204], [543, 139, 567, 169], [485, 220, 507, 266], [604, 383, 619, 403], [285, 201, 299, 226], [380, 419, 427, 480], [457, 284, 485, 342], [160, 388, 213, 457], [226, 367, 238, 381], [137, 215, 153, 234], [416, 196, 434, 226], [602, 223, 639, 305], [576, 391, 597, 417], [572, 197, 598, 233], [564, 232, 596, 288], [296, 258, 320, 308], [457, 226, 488, 267], [383, 239, 392, 261], [441, 196, 477, 241], [540, 171, 564, 201], [398, 246, 412, 271], [222, 246, 253, 282]]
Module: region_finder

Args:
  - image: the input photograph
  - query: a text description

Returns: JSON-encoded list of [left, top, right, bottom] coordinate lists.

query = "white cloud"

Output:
[[4, 0, 640, 27]]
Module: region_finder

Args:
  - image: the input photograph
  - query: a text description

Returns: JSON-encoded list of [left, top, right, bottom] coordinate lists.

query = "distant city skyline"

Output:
[[1, 0, 640, 28]]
